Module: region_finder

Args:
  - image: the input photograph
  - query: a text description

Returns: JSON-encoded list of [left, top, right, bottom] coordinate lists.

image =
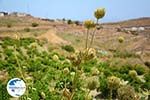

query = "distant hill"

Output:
[[103, 17, 150, 28]]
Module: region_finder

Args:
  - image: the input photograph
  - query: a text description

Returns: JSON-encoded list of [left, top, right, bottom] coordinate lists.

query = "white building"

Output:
[[138, 27, 145, 31], [0, 13, 4, 17], [9, 12, 28, 17], [17, 13, 27, 17], [0, 12, 8, 17]]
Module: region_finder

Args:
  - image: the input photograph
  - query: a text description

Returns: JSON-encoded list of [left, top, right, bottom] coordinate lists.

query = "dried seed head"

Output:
[[118, 85, 136, 100], [118, 36, 124, 43], [108, 76, 121, 90], [86, 76, 99, 90], [84, 20, 96, 29], [94, 8, 105, 20]]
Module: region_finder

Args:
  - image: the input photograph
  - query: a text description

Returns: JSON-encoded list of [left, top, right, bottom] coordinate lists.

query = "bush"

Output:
[[32, 23, 39, 27], [7, 23, 12, 28], [62, 45, 75, 52], [67, 20, 73, 24], [113, 50, 139, 58], [0, 82, 9, 100], [118, 85, 136, 100], [134, 65, 146, 75], [24, 27, 30, 32], [144, 61, 150, 68], [99, 75, 109, 98], [74, 21, 80, 26]]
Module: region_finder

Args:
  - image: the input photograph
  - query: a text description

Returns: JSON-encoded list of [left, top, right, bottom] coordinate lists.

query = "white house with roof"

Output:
[[9, 12, 28, 17]]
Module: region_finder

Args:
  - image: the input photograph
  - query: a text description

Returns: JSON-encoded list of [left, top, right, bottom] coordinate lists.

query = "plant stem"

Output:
[[14, 44, 25, 81], [85, 90, 90, 100], [70, 92, 75, 100], [85, 29, 90, 49], [70, 67, 79, 100], [109, 89, 112, 100], [89, 19, 99, 48]]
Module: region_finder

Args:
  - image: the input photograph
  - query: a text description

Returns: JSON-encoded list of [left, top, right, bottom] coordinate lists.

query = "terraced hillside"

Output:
[[0, 15, 150, 100]]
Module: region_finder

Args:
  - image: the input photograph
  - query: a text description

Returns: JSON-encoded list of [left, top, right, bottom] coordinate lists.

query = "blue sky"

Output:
[[0, 0, 150, 22]]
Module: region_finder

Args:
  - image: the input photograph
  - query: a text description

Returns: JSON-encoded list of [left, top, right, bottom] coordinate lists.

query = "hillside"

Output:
[[103, 17, 150, 27], [0, 16, 150, 59], [0, 15, 150, 99]]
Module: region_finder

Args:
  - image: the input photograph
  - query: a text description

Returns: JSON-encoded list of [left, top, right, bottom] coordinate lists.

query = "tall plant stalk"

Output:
[[85, 29, 90, 49], [89, 19, 99, 48]]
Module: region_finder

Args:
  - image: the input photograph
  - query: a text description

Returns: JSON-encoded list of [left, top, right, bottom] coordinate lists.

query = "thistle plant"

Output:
[[13, 33, 30, 98], [117, 85, 136, 100], [63, 7, 106, 100], [85, 76, 99, 100], [84, 7, 105, 49], [14, 33, 25, 80], [86, 76, 99, 91], [90, 8, 105, 47], [84, 20, 96, 49], [108, 76, 121, 99]]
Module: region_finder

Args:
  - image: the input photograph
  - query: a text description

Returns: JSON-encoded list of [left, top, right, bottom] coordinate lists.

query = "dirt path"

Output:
[[37, 29, 68, 44]]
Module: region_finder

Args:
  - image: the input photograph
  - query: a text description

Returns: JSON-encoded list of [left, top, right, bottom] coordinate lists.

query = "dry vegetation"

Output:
[[0, 13, 150, 100]]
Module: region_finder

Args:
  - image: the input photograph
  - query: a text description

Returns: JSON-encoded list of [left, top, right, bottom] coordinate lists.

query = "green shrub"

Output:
[[134, 65, 146, 75], [99, 75, 109, 98], [114, 50, 139, 58], [67, 19, 73, 24], [0, 82, 9, 100], [24, 27, 30, 32], [32, 22, 39, 27], [118, 85, 136, 100], [7, 23, 12, 28], [142, 82, 150, 90], [144, 61, 150, 68], [62, 45, 75, 52], [74, 21, 80, 26]]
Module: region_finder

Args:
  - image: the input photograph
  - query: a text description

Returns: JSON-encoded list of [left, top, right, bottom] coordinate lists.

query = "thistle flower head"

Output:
[[88, 48, 96, 54], [84, 20, 96, 29], [94, 8, 105, 20], [118, 36, 124, 43], [68, 53, 81, 66], [63, 68, 70, 75], [86, 76, 99, 90], [118, 85, 136, 100], [88, 48, 96, 59], [91, 67, 100, 76], [129, 70, 138, 79], [108, 76, 121, 90], [52, 55, 59, 61], [69, 54, 78, 61]]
